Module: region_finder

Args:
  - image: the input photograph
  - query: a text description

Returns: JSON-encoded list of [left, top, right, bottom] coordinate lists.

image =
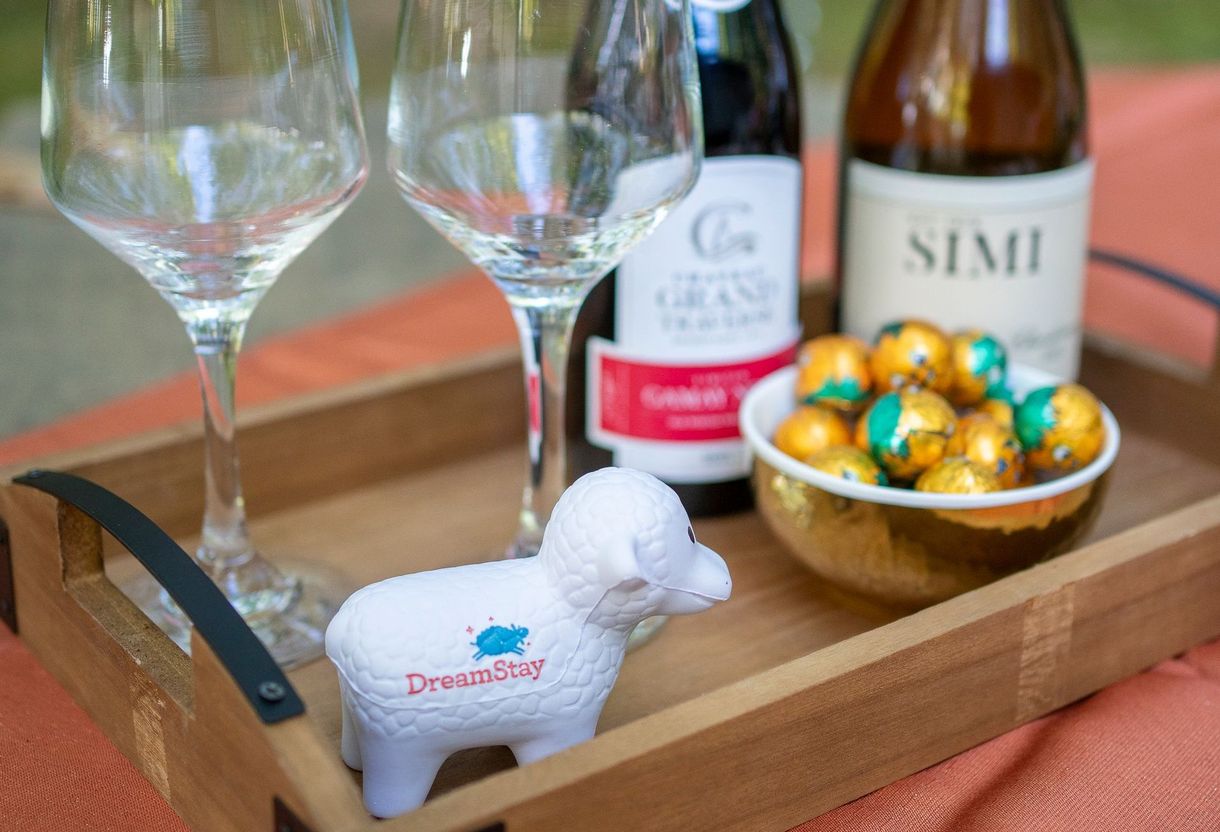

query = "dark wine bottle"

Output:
[[568, 0, 804, 517], [837, 0, 1092, 379]]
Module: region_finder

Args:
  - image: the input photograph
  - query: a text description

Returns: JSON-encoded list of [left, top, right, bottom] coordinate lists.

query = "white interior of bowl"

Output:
[[740, 363, 1121, 510]]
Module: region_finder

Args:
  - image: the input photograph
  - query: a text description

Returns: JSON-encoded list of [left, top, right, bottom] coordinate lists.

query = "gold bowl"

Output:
[[740, 364, 1120, 612]]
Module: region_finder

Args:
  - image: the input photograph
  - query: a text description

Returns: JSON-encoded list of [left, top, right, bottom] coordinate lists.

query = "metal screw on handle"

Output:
[[259, 681, 287, 703]]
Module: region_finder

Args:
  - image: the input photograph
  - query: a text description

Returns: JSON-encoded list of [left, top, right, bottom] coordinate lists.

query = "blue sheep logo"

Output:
[[471, 624, 529, 661]]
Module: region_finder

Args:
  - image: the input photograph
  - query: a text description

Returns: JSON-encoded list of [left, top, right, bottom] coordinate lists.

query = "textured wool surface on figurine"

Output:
[[325, 467, 732, 818]]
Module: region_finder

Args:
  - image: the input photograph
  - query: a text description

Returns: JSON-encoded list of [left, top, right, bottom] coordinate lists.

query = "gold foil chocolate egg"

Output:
[[804, 446, 888, 486], [948, 330, 1008, 407], [855, 388, 956, 481], [976, 397, 1016, 430], [774, 407, 852, 461], [915, 457, 1003, 494], [947, 413, 1025, 489], [796, 335, 873, 412], [871, 320, 954, 395], [1016, 384, 1106, 474]]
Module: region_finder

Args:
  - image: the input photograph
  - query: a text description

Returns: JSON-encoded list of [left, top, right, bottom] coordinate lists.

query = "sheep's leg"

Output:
[[339, 693, 362, 771], [360, 735, 446, 819], [510, 716, 599, 765]]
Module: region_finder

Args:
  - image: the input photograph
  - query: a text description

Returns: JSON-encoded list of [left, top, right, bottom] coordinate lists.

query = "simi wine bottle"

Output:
[[568, 0, 804, 517], [838, 0, 1092, 379]]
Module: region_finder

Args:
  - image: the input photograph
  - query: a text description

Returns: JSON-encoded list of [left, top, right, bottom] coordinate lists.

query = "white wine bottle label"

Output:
[[841, 159, 1094, 380], [588, 155, 802, 484]]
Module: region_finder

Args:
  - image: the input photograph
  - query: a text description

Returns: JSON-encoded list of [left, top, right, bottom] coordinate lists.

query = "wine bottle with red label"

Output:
[[837, 0, 1092, 380], [568, 0, 804, 517]]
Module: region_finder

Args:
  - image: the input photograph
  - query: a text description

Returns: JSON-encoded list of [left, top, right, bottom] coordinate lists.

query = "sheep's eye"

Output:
[[687, 526, 696, 543]]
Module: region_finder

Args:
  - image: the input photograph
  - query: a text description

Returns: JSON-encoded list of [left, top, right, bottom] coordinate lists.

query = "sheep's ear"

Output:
[[597, 536, 643, 588]]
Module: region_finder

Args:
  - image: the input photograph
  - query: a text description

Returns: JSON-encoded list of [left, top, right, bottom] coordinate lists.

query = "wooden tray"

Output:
[[2, 288, 1219, 832]]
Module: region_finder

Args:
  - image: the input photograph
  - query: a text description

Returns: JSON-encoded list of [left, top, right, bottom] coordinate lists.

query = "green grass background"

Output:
[[3, 0, 1217, 115]]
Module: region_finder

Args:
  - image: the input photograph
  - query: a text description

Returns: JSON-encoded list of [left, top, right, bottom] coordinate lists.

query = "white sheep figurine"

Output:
[[325, 467, 732, 818]]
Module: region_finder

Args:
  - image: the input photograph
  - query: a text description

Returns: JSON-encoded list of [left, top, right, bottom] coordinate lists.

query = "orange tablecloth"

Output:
[[2, 67, 1219, 831]]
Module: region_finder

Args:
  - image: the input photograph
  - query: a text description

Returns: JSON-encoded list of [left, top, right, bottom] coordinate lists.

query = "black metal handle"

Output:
[[13, 469, 305, 725], [1089, 247, 1220, 311]]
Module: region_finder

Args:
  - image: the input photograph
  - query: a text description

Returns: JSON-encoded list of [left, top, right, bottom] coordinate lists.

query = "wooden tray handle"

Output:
[[12, 469, 305, 725], [1, 471, 366, 832], [1086, 247, 1220, 383]]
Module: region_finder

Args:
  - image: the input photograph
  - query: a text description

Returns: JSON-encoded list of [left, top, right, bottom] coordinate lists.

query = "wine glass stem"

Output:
[[187, 314, 256, 573], [508, 300, 581, 559]]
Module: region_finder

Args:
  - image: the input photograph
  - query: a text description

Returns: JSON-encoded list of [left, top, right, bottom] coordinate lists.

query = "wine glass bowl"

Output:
[[392, 110, 700, 303], [42, 0, 368, 666], [42, 2, 368, 317], [388, 0, 703, 559], [390, 105, 697, 296]]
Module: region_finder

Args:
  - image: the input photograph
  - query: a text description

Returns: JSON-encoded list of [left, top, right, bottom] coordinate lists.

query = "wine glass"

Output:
[[42, 0, 369, 667], [388, 0, 703, 560]]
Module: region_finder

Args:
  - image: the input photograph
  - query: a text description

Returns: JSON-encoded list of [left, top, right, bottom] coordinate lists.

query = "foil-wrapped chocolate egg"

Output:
[[976, 396, 1016, 430], [804, 446, 888, 486], [871, 320, 954, 395], [915, 457, 1003, 494], [855, 388, 956, 481], [946, 413, 1025, 489], [774, 406, 852, 461], [1016, 384, 1106, 474], [948, 330, 1008, 407], [796, 335, 873, 413]]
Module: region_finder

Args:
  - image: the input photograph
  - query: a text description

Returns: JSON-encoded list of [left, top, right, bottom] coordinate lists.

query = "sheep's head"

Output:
[[539, 468, 732, 620]]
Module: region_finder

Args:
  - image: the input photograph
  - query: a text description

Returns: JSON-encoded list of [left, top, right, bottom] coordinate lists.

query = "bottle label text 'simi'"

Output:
[[841, 159, 1094, 380]]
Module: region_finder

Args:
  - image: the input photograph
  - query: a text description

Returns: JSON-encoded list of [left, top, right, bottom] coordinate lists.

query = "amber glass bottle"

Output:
[[837, 0, 1091, 379], [568, 0, 804, 517]]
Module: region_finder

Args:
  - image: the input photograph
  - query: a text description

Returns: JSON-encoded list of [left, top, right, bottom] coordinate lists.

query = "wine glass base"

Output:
[[627, 616, 668, 652], [505, 522, 543, 560], [505, 539, 541, 560], [122, 561, 349, 670]]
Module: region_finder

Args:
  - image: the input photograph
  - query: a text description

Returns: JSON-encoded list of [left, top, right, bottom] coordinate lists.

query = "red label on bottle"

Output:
[[596, 344, 795, 442]]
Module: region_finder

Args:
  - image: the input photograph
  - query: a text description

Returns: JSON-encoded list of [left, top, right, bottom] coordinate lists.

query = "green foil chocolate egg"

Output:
[[795, 335, 873, 413], [870, 320, 954, 396], [947, 413, 1025, 489], [949, 329, 1008, 407], [1016, 384, 1105, 474], [855, 388, 956, 481]]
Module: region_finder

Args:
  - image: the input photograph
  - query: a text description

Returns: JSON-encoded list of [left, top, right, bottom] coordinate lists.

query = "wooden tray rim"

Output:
[[2, 320, 1219, 831]]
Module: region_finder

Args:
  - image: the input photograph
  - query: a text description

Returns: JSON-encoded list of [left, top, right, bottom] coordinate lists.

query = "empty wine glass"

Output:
[[42, 0, 369, 666], [388, 0, 703, 559]]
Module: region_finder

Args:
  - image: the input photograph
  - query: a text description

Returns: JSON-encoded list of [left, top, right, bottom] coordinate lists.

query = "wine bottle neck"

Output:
[[691, 0, 801, 158], [845, 0, 1087, 174], [693, 0, 788, 53], [873, 0, 1075, 47]]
